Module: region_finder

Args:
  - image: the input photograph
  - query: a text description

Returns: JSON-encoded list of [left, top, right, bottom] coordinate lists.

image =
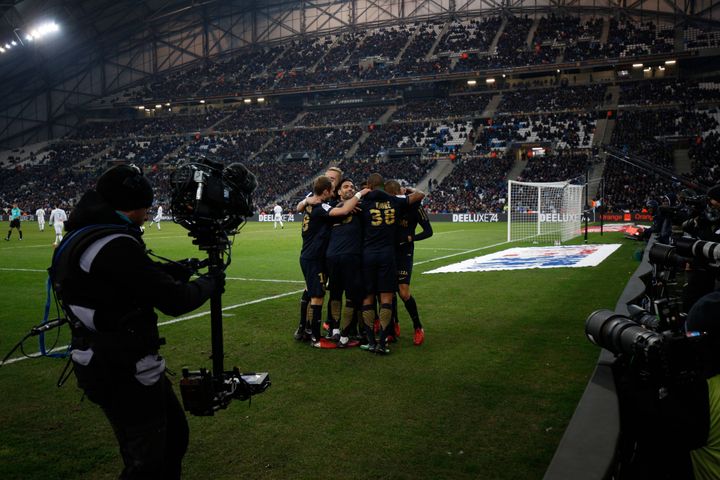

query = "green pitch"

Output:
[[0, 220, 638, 479]]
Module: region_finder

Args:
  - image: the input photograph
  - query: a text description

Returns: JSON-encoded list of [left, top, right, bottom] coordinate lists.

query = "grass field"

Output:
[[0, 220, 640, 479]]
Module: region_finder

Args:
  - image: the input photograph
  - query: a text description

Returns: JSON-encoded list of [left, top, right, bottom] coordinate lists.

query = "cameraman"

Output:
[[55, 164, 224, 479], [682, 184, 720, 311]]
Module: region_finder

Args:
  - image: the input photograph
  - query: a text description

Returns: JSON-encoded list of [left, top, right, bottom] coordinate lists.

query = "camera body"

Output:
[[170, 157, 257, 243]]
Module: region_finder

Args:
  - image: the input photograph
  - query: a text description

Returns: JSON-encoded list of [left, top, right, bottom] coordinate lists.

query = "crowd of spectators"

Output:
[[255, 126, 363, 163], [107, 15, 711, 104], [500, 83, 607, 112], [336, 156, 436, 188], [298, 106, 388, 127], [516, 151, 591, 183], [425, 154, 514, 213], [519, 112, 596, 149], [219, 106, 301, 131], [392, 94, 490, 121], [619, 80, 720, 106], [72, 110, 228, 139]]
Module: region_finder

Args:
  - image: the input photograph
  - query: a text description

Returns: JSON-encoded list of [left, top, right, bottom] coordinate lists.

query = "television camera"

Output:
[[170, 158, 270, 416]]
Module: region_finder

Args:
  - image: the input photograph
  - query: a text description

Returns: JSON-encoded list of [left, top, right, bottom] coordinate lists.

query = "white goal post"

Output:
[[507, 180, 586, 244]]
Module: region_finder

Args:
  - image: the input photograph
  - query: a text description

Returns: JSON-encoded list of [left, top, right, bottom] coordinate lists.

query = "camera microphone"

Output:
[[193, 169, 207, 201]]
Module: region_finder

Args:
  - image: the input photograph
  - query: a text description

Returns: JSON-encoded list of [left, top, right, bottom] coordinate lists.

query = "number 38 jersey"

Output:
[[360, 189, 409, 255]]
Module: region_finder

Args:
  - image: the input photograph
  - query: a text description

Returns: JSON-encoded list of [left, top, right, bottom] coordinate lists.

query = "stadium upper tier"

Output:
[[85, 14, 719, 107], [1, 75, 719, 216]]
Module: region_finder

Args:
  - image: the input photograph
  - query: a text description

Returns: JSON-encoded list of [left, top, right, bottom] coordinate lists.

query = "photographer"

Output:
[[644, 195, 674, 244], [55, 164, 224, 479], [682, 185, 720, 311], [687, 291, 720, 480]]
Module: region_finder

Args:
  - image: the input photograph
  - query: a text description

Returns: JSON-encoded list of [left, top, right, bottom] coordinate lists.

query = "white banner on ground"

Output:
[[424, 244, 622, 274]]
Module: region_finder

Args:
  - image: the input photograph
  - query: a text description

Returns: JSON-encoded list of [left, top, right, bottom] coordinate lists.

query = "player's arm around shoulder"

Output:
[[405, 187, 425, 205], [330, 188, 370, 217]]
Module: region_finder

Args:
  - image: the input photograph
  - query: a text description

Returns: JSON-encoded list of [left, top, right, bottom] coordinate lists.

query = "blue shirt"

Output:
[[10, 207, 21, 220]]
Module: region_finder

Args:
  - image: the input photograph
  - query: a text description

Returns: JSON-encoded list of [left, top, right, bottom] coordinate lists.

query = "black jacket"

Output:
[[59, 190, 217, 377]]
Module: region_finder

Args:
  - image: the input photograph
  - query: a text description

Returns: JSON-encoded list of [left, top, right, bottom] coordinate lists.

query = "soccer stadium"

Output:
[[1, 0, 719, 478]]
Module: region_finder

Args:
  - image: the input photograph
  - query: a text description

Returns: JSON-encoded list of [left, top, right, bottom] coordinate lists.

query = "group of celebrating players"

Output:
[[294, 167, 433, 354]]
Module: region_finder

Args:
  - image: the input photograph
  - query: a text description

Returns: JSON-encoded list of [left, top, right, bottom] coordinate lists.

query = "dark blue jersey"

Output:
[[397, 203, 433, 246], [360, 189, 409, 254], [327, 209, 363, 257], [300, 203, 333, 260]]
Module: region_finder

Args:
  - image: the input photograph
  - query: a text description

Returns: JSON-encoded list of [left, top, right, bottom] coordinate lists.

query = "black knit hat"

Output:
[[707, 184, 720, 203], [687, 291, 720, 334], [96, 164, 153, 211]]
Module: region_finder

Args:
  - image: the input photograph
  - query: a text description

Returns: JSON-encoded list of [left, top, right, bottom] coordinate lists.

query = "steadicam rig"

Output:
[[169, 157, 270, 416]]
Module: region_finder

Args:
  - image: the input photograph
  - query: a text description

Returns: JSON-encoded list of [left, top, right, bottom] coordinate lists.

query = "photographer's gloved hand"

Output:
[[161, 258, 200, 282], [195, 271, 226, 298]]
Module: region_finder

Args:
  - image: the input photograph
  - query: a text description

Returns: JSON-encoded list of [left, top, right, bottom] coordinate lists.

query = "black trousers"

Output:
[[78, 369, 189, 479]]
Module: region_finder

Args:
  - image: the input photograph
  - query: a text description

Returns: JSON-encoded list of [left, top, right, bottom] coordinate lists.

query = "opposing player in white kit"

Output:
[[273, 204, 284, 229], [35, 207, 46, 231], [49, 205, 67, 246], [149, 205, 164, 230]]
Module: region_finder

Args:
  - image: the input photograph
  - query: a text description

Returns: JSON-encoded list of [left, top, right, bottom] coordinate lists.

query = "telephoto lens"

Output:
[[586, 309, 665, 361]]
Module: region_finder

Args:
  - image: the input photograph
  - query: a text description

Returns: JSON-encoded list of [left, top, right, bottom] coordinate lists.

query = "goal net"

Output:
[[507, 180, 585, 244]]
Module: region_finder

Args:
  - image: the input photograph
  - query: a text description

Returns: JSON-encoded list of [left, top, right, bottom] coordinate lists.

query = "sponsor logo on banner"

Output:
[[258, 214, 295, 222], [452, 213, 499, 223], [424, 244, 622, 274], [538, 213, 582, 222]]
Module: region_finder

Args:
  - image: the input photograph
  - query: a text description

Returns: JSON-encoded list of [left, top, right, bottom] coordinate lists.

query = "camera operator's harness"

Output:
[[1, 223, 154, 383]]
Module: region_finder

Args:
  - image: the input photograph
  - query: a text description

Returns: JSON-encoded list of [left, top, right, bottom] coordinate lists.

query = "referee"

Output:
[[5, 203, 23, 241]]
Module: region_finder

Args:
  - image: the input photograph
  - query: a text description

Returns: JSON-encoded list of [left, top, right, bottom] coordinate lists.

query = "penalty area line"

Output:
[[2, 288, 305, 366]]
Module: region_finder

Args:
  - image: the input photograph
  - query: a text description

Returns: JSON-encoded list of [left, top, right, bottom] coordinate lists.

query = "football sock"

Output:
[[299, 291, 310, 328], [310, 304, 323, 340], [403, 296, 422, 330], [362, 305, 375, 344], [340, 300, 354, 334], [379, 303, 393, 330]]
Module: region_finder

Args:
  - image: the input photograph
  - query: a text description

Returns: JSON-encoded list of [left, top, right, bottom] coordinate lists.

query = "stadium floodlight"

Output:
[[257, 97, 265, 103], [0, 47, 4, 53], [4, 43, 10, 49], [200, 99, 206, 104], [155, 104, 162, 109], [165, 102, 171, 106], [243, 98, 251, 103], [486, 78, 495, 84], [25, 35, 34, 41], [665, 60, 676, 65], [467, 80, 477, 85], [507, 180, 585, 244], [137, 106, 145, 110], [632, 63, 643, 68]]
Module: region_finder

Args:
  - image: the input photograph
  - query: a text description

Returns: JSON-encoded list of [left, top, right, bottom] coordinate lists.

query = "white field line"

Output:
[[0, 267, 46, 272], [414, 240, 510, 267], [0, 268, 304, 285], [2, 288, 305, 366], [227, 277, 304, 283]]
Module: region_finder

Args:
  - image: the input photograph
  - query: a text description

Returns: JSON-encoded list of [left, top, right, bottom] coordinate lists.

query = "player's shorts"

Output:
[[326, 254, 364, 301], [363, 249, 396, 294], [300, 257, 326, 298], [153, 215, 162, 223], [54, 223, 63, 235], [274, 213, 282, 221], [396, 242, 415, 285], [9, 218, 20, 229]]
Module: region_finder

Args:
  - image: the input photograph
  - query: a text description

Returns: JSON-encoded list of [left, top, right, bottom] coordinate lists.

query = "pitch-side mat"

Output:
[[424, 244, 622, 274]]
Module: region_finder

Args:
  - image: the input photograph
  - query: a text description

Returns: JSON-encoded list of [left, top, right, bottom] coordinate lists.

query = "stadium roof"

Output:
[[0, 0, 718, 147]]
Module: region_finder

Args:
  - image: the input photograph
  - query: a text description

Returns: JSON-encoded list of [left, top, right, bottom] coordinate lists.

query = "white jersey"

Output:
[[153, 206, 164, 221], [35, 208, 45, 220], [273, 205, 282, 217], [49, 208, 67, 226]]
